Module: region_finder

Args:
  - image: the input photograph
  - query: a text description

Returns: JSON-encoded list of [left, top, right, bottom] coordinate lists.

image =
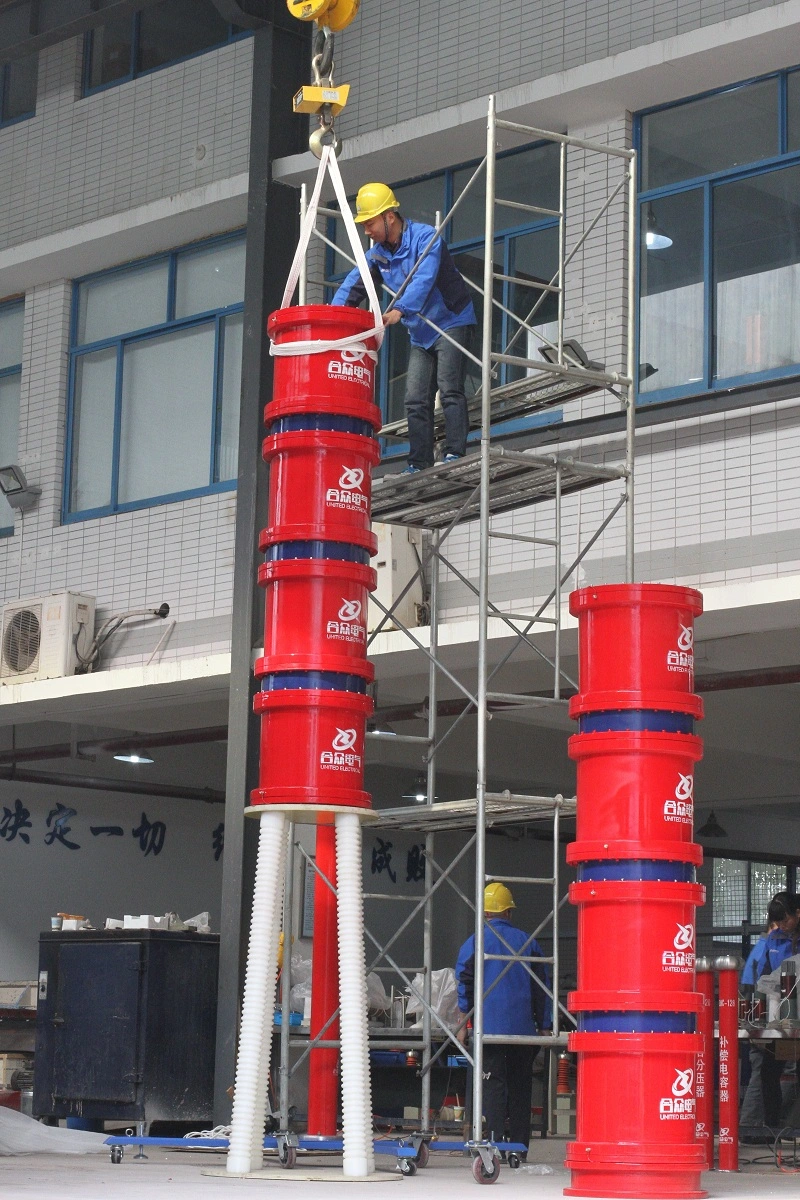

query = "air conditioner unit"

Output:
[[0, 591, 96, 684], [368, 524, 424, 633]]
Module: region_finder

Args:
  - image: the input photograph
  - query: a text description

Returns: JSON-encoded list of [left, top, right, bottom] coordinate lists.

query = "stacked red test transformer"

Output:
[[255, 304, 381, 1137], [564, 585, 707, 1200]]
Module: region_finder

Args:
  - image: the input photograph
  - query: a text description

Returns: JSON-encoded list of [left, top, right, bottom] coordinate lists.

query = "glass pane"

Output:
[[175, 239, 245, 318], [0, 303, 24, 371], [218, 312, 242, 481], [70, 347, 116, 513], [0, 374, 20, 529], [639, 190, 704, 393], [392, 176, 446, 230], [87, 13, 133, 89], [4, 53, 37, 121], [451, 143, 560, 244], [504, 227, 560, 380], [750, 863, 788, 928], [641, 79, 779, 190], [77, 260, 169, 345], [714, 165, 800, 379], [712, 858, 748, 928], [787, 72, 800, 153], [137, 0, 229, 73], [119, 324, 215, 504], [452, 242, 503, 396]]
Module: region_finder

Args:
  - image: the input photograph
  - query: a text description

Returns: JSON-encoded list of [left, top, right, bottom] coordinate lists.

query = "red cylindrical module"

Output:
[[252, 688, 373, 809], [257, 558, 377, 678], [716, 958, 739, 1172], [695, 959, 714, 1170], [568, 584, 704, 718], [567, 731, 703, 863], [267, 305, 381, 426], [307, 822, 340, 1135], [263, 430, 380, 548], [565, 1032, 706, 1199], [568, 881, 704, 1008]]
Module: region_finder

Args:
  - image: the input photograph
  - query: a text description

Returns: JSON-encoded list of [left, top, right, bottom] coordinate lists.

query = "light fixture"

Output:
[[539, 339, 604, 373], [402, 774, 434, 804], [113, 750, 155, 765], [645, 208, 673, 251], [0, 465, 41, 512], [696, 810, 728, 838]]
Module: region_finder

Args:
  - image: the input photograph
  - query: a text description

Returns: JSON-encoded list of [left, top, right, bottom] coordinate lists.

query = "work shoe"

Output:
[[400, 464, 421, 475], [442, 453, 462, 463]]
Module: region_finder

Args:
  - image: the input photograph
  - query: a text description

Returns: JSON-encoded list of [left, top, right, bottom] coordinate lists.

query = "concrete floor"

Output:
[[3, 1137, 800, 1199]]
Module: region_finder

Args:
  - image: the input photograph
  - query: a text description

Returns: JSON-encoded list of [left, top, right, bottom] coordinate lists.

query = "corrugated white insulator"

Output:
[[226, 810, 287, 1174], [335, 811, 374, 1178]]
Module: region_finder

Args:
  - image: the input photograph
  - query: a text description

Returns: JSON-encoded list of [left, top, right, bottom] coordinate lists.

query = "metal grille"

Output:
[[1, 605, 41, 676]]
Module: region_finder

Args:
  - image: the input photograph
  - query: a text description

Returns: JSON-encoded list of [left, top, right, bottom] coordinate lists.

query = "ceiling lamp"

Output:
[[113, 750, 155, 765], [696, 810, 728, 838], [645, 208, 673, 251]]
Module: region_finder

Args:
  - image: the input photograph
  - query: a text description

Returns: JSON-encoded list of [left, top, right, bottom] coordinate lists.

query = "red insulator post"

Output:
[[695, 958, 715, 1170], [307, 822, 340, 1135], [715, 956, 739, 1172]]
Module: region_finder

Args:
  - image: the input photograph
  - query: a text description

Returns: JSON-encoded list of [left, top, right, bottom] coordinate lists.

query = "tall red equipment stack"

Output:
[[255, 305, 381, 1136], [564, 585, 707, 1200]]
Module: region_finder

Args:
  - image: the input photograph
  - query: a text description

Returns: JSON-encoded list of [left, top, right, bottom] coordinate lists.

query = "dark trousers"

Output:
[[762, 1044, 785, 1127], [483, 1044, 537, 1152], [405, 326, 471, 467]]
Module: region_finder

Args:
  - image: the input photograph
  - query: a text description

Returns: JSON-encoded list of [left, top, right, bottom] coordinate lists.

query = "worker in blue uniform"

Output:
[[741, 892, 800, 1129], [331, 182, 476, 473], [454, 882, 551, 1158]]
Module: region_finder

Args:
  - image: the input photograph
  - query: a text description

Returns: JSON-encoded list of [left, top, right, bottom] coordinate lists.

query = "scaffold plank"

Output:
[[371, 448, 623, 528], [373, 793, 576, 833]]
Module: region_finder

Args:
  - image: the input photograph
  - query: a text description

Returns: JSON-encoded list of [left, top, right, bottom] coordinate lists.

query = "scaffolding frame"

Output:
[[278, 96, 637, 1164]]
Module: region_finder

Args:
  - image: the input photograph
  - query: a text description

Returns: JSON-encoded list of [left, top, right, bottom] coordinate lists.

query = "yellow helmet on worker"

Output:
[[354, 182, 400, 223], [484, 881, 515, 913]]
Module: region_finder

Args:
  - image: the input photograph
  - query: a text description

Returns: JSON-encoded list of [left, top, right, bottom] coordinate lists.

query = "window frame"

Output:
[[634, 66, 800, 407], [0, 298, 24, 537], [0, 56, 37, 128], [64, 231, 245, 524], [325, 143, 565, 461], [82, 6, 250, 97], [701, 850, 798, 956]]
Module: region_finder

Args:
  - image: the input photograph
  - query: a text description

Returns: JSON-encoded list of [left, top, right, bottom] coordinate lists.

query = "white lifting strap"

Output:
[[272, 145, 384, 360]]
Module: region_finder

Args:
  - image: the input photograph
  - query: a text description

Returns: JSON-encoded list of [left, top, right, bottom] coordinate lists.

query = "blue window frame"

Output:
[[636, 66, 800, 405], [83, 0, 248, 96], [0, 299, 24, 536], [0, 53, 37, 127], [65, 233, 245, 522], [325, 144, 564, 459]]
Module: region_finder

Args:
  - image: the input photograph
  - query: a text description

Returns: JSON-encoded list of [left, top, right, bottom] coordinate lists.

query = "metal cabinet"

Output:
[[33, 930, 219, 1127]]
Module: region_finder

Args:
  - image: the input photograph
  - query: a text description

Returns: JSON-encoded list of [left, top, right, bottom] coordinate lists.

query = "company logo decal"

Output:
[[327, 598, 366, 643], [659, 1068, 695, 1119], [667, 623, 694, 674], [663, 773, 694, 824], [326, 465, 369, 511], [662, 923, 695, 973], [328, 347, 373, 387], [320, 726, 362, 774]]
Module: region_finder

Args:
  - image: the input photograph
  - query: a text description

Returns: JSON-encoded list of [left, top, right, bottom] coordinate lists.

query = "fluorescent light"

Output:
[[113, 751, 154, 765]]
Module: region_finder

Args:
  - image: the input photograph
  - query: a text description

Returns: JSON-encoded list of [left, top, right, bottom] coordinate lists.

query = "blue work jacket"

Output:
[[331, 219, 476, 350], [741, 929, 796, 985], [455, 917, 551, 1037]]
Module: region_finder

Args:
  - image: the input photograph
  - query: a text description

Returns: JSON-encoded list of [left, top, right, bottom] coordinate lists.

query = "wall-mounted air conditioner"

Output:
[[0, 592, 96, 684], [368, 524, 424, 634]]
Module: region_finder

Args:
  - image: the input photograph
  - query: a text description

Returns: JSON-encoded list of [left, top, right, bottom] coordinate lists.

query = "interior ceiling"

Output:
[[0, 623, 798, 821]]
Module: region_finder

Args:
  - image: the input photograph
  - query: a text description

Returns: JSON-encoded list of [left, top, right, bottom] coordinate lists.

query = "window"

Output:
[[84, 0, 245, 93], [0, 53, 37, 125], [66, 235, 244, 519], [327, 144, 562, 440], [706, 856, 794, 952], [637, 67, 800, 402], [0, 301, 24, 534]]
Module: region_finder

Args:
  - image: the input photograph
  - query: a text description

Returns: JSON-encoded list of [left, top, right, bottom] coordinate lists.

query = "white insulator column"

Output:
[[227, 810, 287, 1174], [335, 811, 374, 1178]]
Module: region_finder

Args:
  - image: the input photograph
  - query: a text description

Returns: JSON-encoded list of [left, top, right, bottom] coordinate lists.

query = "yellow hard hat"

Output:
[[484, 881, 515, 913], [354, 182, 400, 223]]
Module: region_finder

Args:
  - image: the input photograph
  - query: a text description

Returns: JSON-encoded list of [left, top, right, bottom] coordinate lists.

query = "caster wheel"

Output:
[[507, 1152, 521, 1170], [472, 1153, 500, 1184], [278, 1145, 297, 1169], [415, 1141, 430, 1168], [110, 1146, 123, 1164], [399, 1157, 417, 1176]]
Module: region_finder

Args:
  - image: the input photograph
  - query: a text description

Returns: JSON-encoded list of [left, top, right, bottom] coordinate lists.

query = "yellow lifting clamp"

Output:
[[286, 0, 361, 158]]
